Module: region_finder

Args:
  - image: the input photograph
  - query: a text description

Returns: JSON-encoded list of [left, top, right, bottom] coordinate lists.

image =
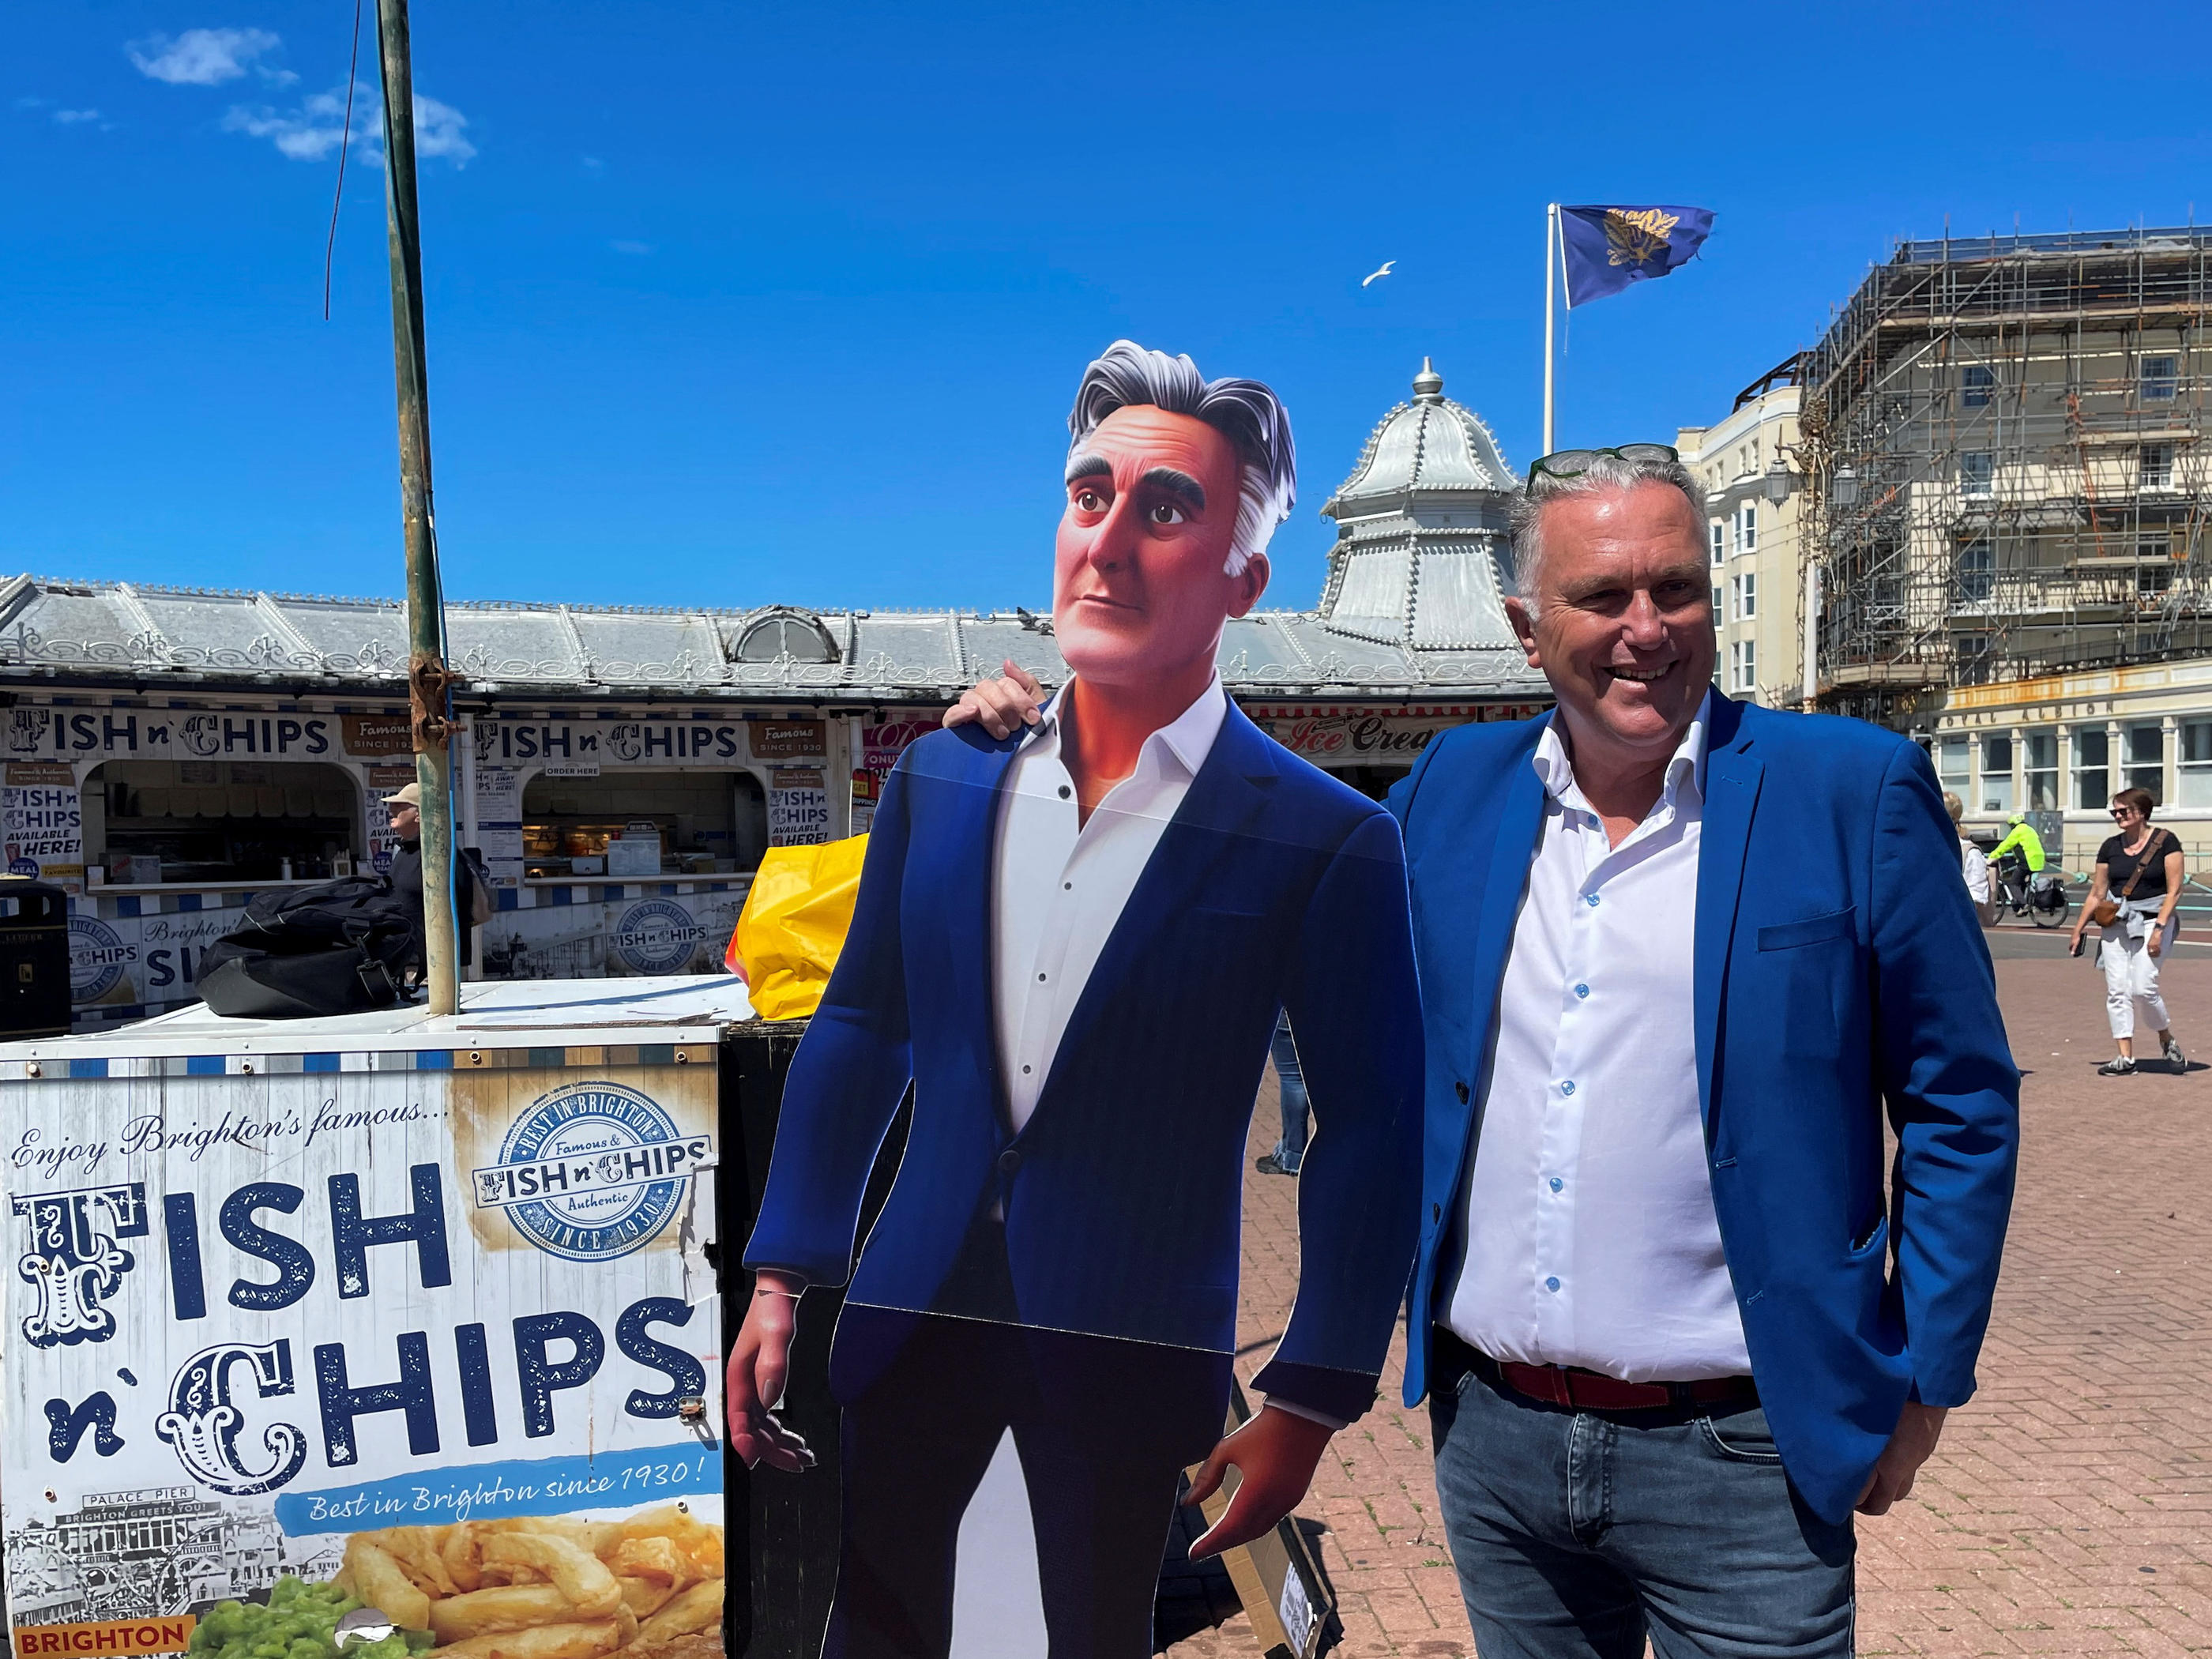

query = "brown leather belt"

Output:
[[1447, 1332, 1757, 1413]]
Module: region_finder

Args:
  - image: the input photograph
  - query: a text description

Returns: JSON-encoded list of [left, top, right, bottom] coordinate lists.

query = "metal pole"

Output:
[[1543, 204, 1558, 456], [1801, 557, 1819, 713], [375, 0, 459, 1015]]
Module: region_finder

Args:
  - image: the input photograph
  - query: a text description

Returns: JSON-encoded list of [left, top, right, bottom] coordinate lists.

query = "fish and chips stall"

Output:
[[0, 580, 1548, 1034]]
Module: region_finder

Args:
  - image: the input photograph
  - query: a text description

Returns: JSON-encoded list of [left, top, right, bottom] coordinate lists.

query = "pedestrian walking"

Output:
[[1255, 1012, 1310, 1176], [1946, 791, 1992, 913], [2068, 787, 2187, 1076]]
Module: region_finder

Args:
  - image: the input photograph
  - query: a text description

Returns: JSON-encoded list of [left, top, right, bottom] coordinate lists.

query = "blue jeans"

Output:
[[1270, 1014, 1309, 1171], [1430, 1337, 1855, 1659]]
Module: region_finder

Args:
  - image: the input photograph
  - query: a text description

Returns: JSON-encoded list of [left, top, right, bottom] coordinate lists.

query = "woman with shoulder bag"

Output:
[[2067, 787, 2188, 1075]]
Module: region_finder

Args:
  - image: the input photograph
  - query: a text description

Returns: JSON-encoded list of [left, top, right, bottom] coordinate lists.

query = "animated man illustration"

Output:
[[727, 341, 1422, 1657]]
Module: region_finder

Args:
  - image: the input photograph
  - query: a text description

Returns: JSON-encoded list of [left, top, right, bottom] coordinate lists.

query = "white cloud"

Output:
[[409, 95, 475, 164], [611, 240, 653, 256], [221, 88, 347, 160], [221, 85, 476, 167], [581, 156, 604, 172], [128, 27, 283, 86], [16, 96, 48, 110], [53, 108, 103, 124]]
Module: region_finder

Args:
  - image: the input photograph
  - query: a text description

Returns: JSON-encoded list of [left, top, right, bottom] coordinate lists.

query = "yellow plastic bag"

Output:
[[725, 834, 868, 1021]]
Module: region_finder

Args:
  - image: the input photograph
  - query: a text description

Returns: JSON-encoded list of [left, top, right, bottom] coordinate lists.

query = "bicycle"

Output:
[[1992, 859, 2071, 929]]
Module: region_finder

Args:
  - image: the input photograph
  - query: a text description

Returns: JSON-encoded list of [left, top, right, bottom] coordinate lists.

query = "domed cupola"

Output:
[[1316, 358, 1521, 650]]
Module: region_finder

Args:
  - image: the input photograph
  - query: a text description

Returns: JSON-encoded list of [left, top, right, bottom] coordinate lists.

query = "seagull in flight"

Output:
[[1361, 260, 1395, 287]]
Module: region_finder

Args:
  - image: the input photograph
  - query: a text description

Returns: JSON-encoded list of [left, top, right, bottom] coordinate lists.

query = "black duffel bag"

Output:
[[198, 875, 419, 1019]]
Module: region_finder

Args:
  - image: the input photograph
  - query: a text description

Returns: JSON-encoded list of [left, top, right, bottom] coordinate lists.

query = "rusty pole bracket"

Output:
[[409, 652, 461, 750]]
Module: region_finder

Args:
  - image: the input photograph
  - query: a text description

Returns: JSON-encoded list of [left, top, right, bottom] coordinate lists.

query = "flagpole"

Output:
[[1542, 203, 1558, 456]]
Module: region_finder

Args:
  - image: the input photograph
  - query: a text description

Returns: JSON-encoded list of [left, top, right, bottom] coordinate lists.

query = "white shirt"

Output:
[[1443, 690, 1751, 1382], [992, 675, 1228, 1134], [1960, 837, 1991, 903]]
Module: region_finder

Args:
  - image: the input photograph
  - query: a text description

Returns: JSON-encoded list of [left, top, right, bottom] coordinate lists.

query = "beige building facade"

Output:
[[1677, 365, 1811, 708]]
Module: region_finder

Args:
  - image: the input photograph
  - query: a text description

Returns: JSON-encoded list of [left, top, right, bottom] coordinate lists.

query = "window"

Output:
[[734, 610, 837, 663], [1962, 364, 1995, 408], [1957, 634, 1994, 684], [1739, 503, 1758, 554], [1937, 736, 1970, 796], [2142, 354, 2179, 402], [2180, 722, 2212, 808], [2025, 732, 2058, 813], [2075, 729, 2110, 809], [1958, 537, 1994, 603], [2142, 442, 2174, 490], [1710, 521, 1725, 566], [1712, 582, 1724, 619], [2126, 722, 2164, 801], [1729, 638, 1756, 693], [2140, 562, 2173, 597], [1961, 452, 1994, 498], [1740, 571, 1757, 618], [1979, 735, 2014, 814]]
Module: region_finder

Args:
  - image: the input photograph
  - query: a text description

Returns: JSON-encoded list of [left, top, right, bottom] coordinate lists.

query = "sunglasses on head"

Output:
[[1526, 443, 1680, 483]]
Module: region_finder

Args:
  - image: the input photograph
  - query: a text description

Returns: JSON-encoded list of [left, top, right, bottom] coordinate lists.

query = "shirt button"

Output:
[[1574, 984, 1589, 999], [1063, 882, 1072, 890], [1021, 1064, 1032, 1074], [1454, 1081, 1470, 1104], [1037, 972, 1048, 982], [1559, 1080, 1576, 1097], [1548, 1177, 1563, 1192], [1585, 893, 1601, 908], [997, 1150, 1022, 1175], [1057, 784, 1071, 799], [1544, 1277, 1561, 1292]]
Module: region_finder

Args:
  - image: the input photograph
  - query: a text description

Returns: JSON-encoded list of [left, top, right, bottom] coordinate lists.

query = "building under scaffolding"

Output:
[[1803, 228, 2212, 728]]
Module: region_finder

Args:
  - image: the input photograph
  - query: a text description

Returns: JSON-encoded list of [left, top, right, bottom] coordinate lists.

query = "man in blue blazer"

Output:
[[1388, 446, 2018, 1657], [727, 342, 1422, 1657]]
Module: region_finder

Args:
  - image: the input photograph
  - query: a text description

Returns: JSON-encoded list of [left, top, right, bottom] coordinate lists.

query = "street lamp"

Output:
[[1762, 460, 1793, 505], [1831, 465, 1860, 508]]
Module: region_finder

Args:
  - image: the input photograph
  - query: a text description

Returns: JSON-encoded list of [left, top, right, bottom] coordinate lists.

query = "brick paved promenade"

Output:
[[1165, 941, 2212, 1656]]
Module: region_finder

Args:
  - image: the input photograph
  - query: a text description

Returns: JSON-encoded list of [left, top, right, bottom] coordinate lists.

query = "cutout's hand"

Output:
[[725, 1270, 816, 1472], [942, 660, 1046, 739], [1856, 1401, 1947, 1515], [1183, 1404, 1334, 1559]]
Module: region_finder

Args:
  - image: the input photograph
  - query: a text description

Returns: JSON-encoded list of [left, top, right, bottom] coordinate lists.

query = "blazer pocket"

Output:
[[1757, 906, 1856, 951]]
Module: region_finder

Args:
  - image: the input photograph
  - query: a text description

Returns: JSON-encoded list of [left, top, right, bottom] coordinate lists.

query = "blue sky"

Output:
[[9, 1, 2211, 615]]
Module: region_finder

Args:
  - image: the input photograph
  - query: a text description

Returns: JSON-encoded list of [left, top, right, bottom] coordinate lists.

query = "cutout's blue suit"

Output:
[[745, 702, 1424, 1414], [1387, 694, 2020, 1525]]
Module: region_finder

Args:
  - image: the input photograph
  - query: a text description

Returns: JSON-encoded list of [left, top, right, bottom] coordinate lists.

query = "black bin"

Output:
[[0, 880, 71, 1038]]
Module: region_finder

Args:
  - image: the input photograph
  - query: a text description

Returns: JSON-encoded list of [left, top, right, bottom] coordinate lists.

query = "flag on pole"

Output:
[[1558, 205, 1714, 307]]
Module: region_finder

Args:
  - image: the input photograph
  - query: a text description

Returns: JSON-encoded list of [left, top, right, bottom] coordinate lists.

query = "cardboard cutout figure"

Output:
[[728, 342, 1422, 1657]]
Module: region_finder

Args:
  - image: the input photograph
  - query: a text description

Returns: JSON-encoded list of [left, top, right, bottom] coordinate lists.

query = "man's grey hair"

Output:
[[1066, 340, 1296, 577], [1507, 450, 1707, 611]]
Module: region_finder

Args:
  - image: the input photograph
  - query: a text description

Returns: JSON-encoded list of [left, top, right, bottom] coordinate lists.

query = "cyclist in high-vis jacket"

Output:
[[1988, 812, 2046, 879]]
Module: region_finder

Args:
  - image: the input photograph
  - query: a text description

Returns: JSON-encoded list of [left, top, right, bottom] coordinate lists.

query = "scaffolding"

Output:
[[1801, 227, 2212, 726]]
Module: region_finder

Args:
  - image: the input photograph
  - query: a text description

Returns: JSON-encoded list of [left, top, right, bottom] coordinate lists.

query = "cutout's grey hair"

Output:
[[1507, 451, 1707, 611], [1067, 340, 1296, 577]]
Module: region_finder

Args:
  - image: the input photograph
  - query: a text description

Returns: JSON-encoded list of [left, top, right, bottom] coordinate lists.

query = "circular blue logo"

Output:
[[69, 915, 135, 1003], [495, 1081, 688, 1262], [9, 858, 39, 878], [611, 899, 708, 973]]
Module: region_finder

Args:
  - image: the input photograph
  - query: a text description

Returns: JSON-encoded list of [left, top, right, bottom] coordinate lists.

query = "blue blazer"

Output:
[[1389, 695, 2019, 1523], [744, 704, 1424, 1423]]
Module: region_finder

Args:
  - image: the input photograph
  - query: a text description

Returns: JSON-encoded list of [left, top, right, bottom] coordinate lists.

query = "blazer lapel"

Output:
[[927, 728, 1023, 1115], [1464, 743, 1548, 1088], [1694, 698, 1762, 1138]]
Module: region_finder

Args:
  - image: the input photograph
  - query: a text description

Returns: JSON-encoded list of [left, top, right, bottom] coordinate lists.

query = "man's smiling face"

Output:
[[1506, 480, 1716, 759], [1051, 404, 1266, 690]]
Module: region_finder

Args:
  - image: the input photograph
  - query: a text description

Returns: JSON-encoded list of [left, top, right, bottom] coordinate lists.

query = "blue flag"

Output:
[[1559, 205, 1714, 307]]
